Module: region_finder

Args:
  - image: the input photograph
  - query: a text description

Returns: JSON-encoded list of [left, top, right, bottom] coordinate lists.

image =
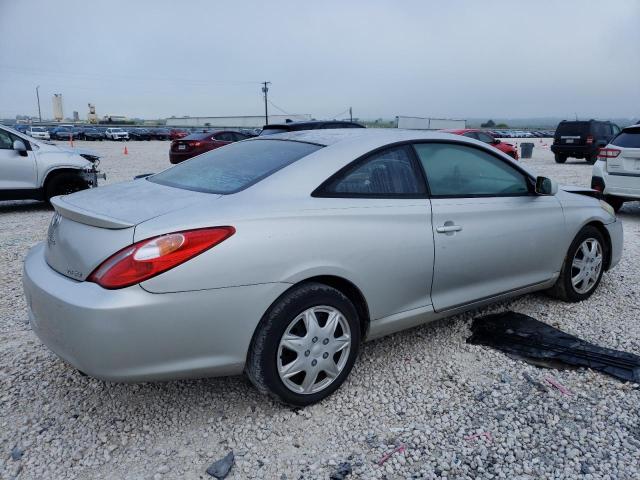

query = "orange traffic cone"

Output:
[[123, 145, 128, 155]]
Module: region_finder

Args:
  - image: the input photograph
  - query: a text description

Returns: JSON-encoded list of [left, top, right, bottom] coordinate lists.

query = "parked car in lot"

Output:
[[50, 127, 74, 141], [26, 126, 50, 141], [552, 120, 621, 164], [129, 128, 153, 141], [82, 127, 106, 141], [0, 124, 104, 202], [105, 127, 130, 141], [23, 129, 622, 406], [591, 124, 640, 211], [151, 128, 171, 140], [169, 128, 189, 140], [169, 130, 250, 164], [443, 129, 519, 159], [259, 120, 365, 136]]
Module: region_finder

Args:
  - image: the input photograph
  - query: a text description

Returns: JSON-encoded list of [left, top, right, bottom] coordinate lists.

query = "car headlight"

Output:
[[599, 200, 615, 217]]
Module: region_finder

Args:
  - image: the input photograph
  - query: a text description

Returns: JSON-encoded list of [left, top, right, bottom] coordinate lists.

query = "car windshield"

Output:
[[150, 139, 322, 194], [611, 128, 640, 148], [31, 127, 46, 132], [112, 128, 124, 132]]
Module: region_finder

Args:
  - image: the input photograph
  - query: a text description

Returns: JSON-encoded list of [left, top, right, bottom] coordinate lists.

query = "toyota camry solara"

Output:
[[23, 129, 623, 406]]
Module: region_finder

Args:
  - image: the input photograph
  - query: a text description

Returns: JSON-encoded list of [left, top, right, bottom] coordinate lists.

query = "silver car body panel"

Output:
[[0, 125, 97, 192], [23, 129, 624, 382]]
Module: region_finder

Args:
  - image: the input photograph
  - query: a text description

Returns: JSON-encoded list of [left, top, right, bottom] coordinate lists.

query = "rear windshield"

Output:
[[259, 128, 289, 136], [181, 132, 213, 140], [556, 122, 588, 136], [149, 139, 322, 194], [611, 128, 640, 148]]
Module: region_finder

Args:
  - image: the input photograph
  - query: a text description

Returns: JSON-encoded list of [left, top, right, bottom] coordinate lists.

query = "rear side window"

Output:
[[414, 143, 529, 197], [611, 128, 640, 148], [318, 145, 426, 197], [150, 140, 321, 194]]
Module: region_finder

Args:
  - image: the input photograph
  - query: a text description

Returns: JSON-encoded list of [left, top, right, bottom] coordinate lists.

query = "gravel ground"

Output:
[[1, 139, 639, 480]]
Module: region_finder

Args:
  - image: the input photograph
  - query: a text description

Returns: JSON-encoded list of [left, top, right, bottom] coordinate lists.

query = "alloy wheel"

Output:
[[571, 238, 603, 294]]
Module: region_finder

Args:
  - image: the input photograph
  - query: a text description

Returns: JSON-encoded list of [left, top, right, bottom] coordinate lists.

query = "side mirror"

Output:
[[13, 140, 28, 156], [535, 176, 558, 196]]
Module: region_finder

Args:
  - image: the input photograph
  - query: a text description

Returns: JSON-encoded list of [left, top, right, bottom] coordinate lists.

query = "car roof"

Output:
[[263, 120, 364, 129], [249, 128, 478, 148], [441, 128, 481, 134]]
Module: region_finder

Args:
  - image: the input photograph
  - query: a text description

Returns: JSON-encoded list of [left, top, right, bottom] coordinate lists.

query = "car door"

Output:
[[413, 141, 566, 312], [314, 145, 434, 328], [0, 129, 37, 190]]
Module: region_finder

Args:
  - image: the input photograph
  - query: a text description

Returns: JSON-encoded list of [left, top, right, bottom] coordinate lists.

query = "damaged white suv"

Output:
[[0, 125, 105, 202]]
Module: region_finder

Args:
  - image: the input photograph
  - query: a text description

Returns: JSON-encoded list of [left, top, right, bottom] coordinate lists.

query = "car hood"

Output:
[[52, 179, 220, 228]]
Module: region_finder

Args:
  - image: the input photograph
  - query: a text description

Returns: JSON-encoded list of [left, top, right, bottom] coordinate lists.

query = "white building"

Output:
[[52, 94, 64, 122], [165, 114, 311, 128]]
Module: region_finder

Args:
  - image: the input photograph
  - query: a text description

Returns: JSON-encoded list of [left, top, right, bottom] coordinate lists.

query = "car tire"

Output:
[[586, 155, 598, 165], [44, 172, 88, 202], [554, 154, 567, 164], [547, 226, 606, 302], [246, 282, 361, 407], [604, 195, 624, 213]]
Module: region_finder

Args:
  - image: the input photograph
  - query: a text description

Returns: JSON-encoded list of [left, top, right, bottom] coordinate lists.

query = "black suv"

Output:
[[551, 120, 621, 164], [259, 120, 365, 136]]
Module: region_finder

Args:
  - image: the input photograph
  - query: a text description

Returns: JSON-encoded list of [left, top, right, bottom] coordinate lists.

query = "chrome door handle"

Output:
[[436, 224, 462, 233]]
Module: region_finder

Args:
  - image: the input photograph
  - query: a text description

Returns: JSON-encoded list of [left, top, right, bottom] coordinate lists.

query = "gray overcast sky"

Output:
[[1, 0, 638, 121]]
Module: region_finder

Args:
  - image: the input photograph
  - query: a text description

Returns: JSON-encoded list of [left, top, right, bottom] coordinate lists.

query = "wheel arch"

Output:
[[42, 167, 85, 189], [584, 220, 612, 270]]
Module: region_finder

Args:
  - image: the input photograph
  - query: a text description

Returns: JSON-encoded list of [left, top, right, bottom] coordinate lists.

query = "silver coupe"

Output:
[[23, 129, 623, 405]]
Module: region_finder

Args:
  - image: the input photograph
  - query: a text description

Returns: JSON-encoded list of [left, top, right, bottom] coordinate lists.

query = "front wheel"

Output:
[[44, 172, 88, 202], [547, 226, 606, 302], [246, 283, 361, 407]]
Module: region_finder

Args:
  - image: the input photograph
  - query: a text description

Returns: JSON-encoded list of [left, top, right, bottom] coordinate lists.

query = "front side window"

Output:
[[319, 145, 426, 197], [476, 132, 495, 144], [414, 143, 530, 197], [150, 139, 321, 194]]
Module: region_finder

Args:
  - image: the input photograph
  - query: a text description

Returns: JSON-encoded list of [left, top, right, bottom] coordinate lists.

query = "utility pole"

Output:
[[349, 107, 353, 122], [36, 85, 42, 123], [261, 81, 271, 125]]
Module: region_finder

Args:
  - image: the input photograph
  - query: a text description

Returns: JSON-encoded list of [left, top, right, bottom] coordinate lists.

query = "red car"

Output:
[[443, 129, 519, 160], [168, 128, 189, 141], [169, 130, 251, 164]]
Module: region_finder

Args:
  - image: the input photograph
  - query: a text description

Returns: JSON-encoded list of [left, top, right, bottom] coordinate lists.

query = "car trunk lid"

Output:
[[45, 179, 218, 280]]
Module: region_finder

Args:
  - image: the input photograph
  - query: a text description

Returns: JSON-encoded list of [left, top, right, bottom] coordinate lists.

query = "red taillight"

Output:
[[597, 148, 621, 159], [189, 140, 201, 147], [586, 135, 593, 144], [87, 227, 235, 289]]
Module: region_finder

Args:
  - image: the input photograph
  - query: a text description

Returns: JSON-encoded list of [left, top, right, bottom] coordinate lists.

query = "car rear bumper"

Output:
[[551, 144, 595, 157], [23, 242, 290, 382], [592, 161, 640, 199]]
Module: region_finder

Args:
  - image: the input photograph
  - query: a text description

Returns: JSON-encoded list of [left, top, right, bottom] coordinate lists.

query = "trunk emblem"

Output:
[[47, 213, 62, 247]]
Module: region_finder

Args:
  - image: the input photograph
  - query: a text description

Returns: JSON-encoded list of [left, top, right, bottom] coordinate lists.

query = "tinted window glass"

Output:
[[414, 143, 529, 197], [463, 132, 477, 139], [150, 140, 321, 194], [259, 128, 288, 136], [556, 122, 588, 136], [0, 129, 14, 149], [476, 132, 495, 144], [611, 129, 640, 148], [323, 145, 425, 196], [214, 132, 234, 142]]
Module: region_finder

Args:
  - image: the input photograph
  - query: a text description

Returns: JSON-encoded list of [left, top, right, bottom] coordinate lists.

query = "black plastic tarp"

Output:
[[467, 312, 640, 383]]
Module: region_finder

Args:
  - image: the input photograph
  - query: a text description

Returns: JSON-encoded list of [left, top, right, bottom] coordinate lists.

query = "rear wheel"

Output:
[[586, 155, 598, 165], [45, 172, 88, 202], [604, 195, 624, 212], [554, 154, 567, 164], [246, 283, 360, 407], [547, 226, 606, 302]]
